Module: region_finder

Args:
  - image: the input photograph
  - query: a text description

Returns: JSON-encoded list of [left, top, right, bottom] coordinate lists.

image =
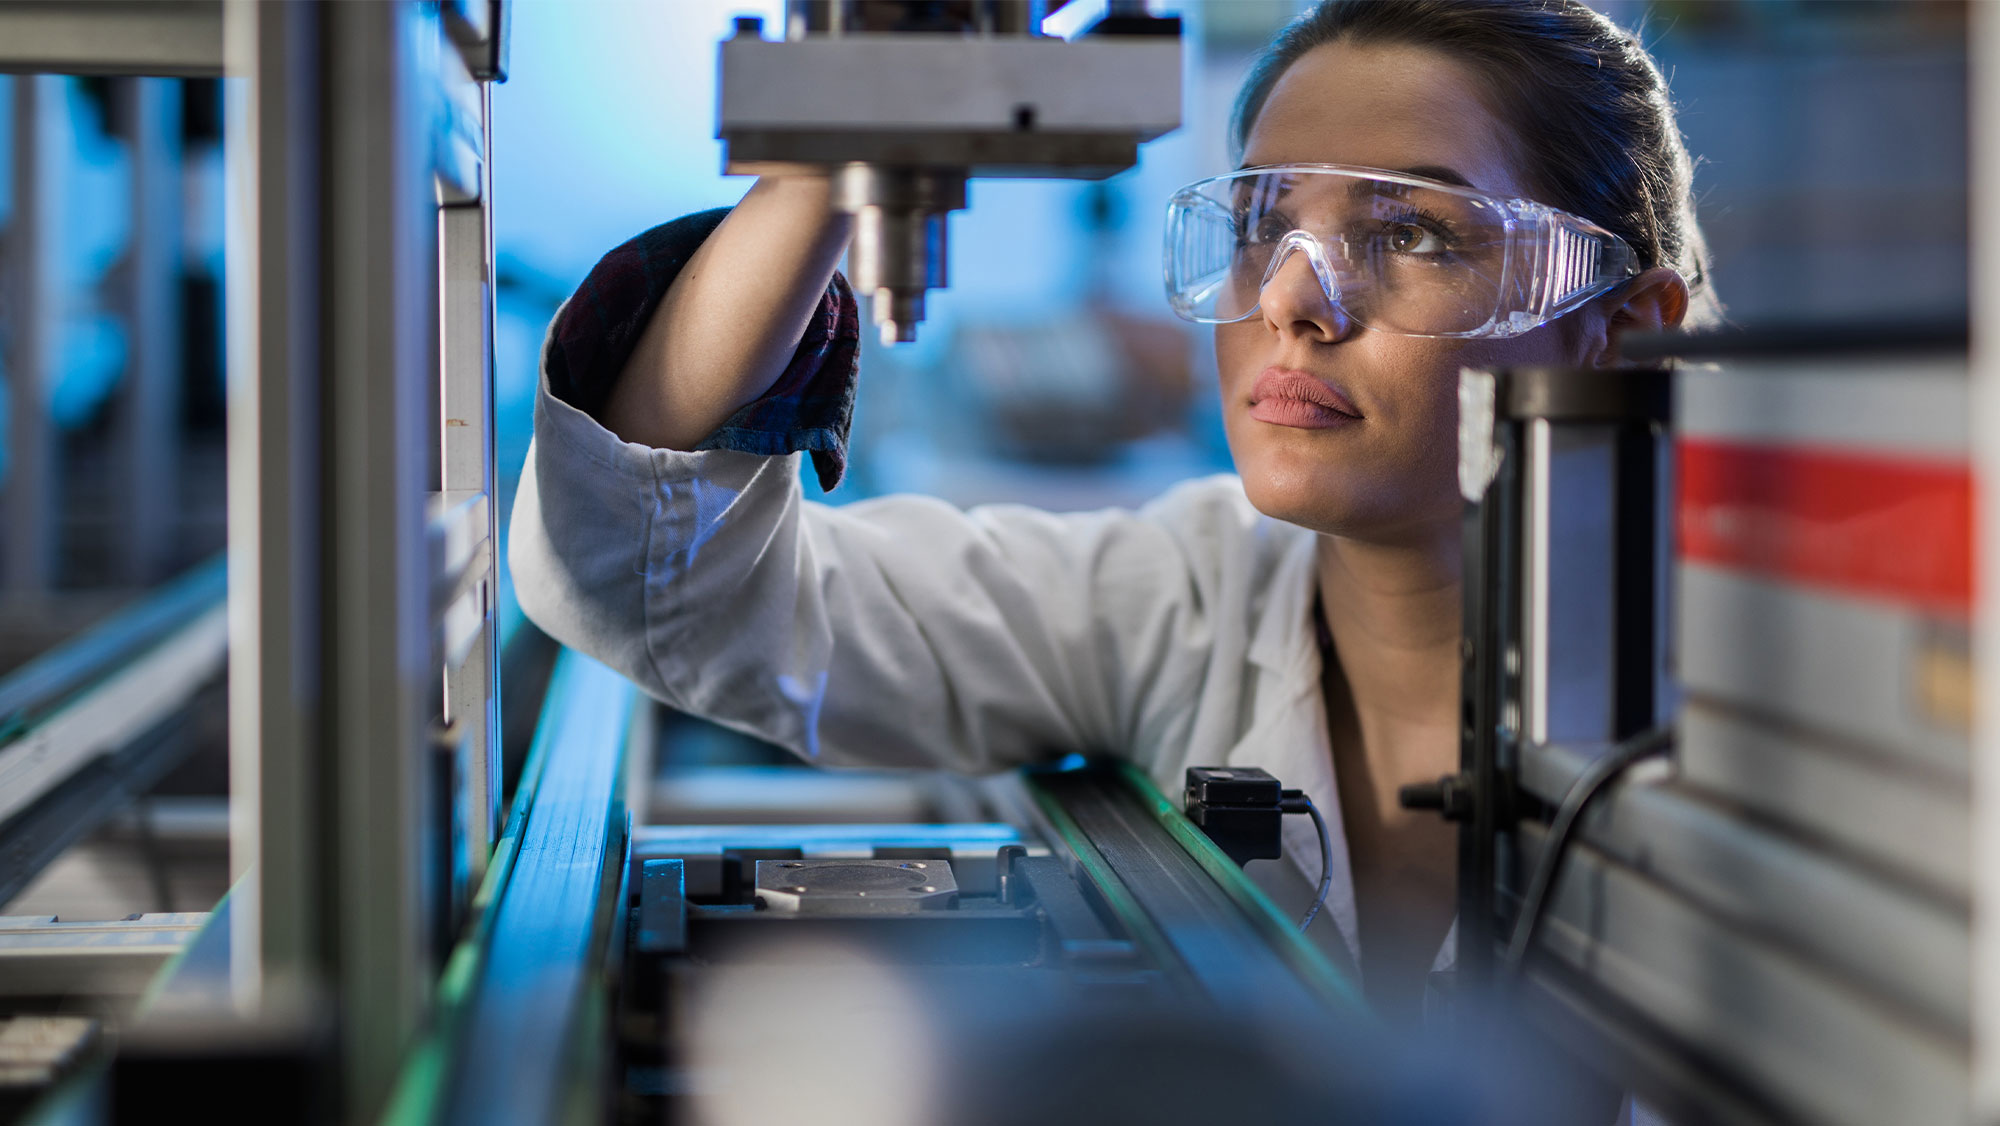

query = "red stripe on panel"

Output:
[[1677, 439, 1974, 614]]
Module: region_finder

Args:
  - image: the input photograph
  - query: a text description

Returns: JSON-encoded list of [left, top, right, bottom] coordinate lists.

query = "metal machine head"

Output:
[[717, 0, 1182, 344]]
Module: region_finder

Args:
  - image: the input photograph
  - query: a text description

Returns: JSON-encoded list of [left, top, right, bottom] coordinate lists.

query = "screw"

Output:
[[787, 885, 808, 893], [899, 862, 927, 869], [781, 861, 803, 868]]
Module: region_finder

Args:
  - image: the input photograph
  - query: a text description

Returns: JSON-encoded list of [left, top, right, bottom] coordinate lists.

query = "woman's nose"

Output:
[[1258, 240, 1355, 343]]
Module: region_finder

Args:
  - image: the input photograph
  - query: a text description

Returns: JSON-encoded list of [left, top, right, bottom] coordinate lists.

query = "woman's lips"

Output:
[[1248, 368, 1362, 430]]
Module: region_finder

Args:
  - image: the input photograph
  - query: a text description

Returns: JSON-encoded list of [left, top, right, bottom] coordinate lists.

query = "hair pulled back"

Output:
[[1233, 0, 1720, 327]]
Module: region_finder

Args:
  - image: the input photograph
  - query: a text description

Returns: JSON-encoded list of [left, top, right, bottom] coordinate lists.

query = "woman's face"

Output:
[[1215, 41, 1596, 544]]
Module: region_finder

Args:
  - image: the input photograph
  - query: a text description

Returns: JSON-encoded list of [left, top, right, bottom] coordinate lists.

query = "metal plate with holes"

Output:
[[755, 859, 958, 915]]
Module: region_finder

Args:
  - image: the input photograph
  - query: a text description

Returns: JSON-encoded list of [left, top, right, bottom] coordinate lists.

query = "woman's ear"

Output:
[[1590, 267, 1690, 367]]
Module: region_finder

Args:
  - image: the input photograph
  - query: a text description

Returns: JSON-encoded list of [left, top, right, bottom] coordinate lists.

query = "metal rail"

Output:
[[1519, 739, 1968, 1039], [385, 650, 637, 1126], [0, 559, 228, 905], [1023, 762, 1366, 1023], [0, 557, 224, 741], [1518, 825, 1967, 1126], [0, 914, 207, 999], [0, 2, 222, 77], [0, 694, 217, 909], [1107, 761, 1366, 1014]]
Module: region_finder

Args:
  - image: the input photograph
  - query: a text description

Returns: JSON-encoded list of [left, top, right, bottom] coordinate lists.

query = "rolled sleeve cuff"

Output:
[[542, 207, 860, 491]]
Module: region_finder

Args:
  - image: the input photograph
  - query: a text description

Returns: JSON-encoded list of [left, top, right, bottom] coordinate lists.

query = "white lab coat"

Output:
[[509, 368, 1457, 987]]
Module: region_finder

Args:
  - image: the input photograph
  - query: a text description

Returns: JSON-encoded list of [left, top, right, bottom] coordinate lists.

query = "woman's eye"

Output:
[[1385, 222, 1448, 255], [1244, 212, 1290, 244]]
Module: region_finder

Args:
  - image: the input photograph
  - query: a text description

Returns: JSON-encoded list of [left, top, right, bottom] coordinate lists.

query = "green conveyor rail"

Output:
[[1112, 760, 1368, 1014], [382, 648, 637, 1126], [1024, 759, 1370, 1022]]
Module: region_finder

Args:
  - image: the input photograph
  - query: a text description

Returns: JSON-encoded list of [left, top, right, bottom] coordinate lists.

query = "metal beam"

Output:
[[0, 2, 222, 77], [0, 913, 205, 997], [431, 651, 636, 1126], [323, 4, 443, 1109], [4, 74, 58, 593], [0, 556, 223, 733], [226, 7, 502, 1114], [0, 703, 208, 909], [438, 64, 501, 892], [0, 602, 225, 832], [224, 0, 326, 1023], [113, 77, 185, 585], [1024, 763, 1364, 1022]]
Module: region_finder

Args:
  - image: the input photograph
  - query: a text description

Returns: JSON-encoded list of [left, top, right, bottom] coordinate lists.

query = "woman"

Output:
[[510, 0, 1717, 1024]]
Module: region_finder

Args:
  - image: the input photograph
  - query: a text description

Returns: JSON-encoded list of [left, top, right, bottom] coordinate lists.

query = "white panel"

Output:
[[1678, 701, 1970, 901], [1679, 356, 1967, 457], [1678, 562, 1969, 776]]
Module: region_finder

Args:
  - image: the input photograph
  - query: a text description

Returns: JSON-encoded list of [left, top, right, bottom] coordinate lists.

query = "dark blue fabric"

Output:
[[543, 207, 860, 491]]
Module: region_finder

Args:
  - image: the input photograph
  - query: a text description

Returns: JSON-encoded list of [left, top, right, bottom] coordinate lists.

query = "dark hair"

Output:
[[1232, 0, 1720, 327]]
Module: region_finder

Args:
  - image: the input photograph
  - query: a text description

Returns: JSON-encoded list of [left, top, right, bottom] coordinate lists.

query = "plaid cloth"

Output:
[[543, 207, 861, 492]]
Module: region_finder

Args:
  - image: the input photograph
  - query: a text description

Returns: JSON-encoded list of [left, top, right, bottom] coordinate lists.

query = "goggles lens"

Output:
[[1164, 165, 1637, 338]]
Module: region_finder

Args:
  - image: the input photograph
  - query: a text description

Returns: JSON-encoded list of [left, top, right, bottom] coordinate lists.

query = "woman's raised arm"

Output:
[[599, 175, 853, 450]]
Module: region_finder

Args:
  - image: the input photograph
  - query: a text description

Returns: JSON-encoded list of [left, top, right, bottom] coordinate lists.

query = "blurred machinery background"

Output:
[[0, 1, 1991, 1124]]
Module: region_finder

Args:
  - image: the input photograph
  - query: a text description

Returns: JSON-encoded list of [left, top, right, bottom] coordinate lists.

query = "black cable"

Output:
[[1503, 725, 1675, 976], [1185, 772, 1333, 933], [1299, 795, 1333, 932]]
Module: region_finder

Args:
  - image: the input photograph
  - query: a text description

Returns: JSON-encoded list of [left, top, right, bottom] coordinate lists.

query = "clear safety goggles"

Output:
[[1164, 164, 1641, 338]]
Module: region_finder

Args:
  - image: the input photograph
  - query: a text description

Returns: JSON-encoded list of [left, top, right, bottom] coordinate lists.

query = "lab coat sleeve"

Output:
[[546, 209, 860, 491], [509, 369, 1247, 774]]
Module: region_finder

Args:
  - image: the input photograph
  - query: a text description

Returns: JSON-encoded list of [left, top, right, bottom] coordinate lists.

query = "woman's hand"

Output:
[[600, 175, 854, 450]]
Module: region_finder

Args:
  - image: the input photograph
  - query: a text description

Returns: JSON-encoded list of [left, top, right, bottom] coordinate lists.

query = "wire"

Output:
[[1503, 725, 1676, 976], [1300, 796, 1334, 932]]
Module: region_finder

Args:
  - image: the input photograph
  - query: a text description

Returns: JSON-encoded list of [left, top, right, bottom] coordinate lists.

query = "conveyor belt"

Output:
[[1024, 762, 1364, 1021], [388, 650, 636, 1126]]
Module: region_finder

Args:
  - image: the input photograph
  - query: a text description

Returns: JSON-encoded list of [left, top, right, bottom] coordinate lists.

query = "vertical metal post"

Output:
[[228, 0, 440, 1115], [439, 77, 501, 891], [4, 74, 58, 593], [324, 0, 439, 1108], [1453, 367, 1671, 987], [114, 77, 184, 585], [224, 0, 324, 1013], [1512, 380, 1669, 749], [1456, 368, 1513, 989], [225, 0, 509, 1113]]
